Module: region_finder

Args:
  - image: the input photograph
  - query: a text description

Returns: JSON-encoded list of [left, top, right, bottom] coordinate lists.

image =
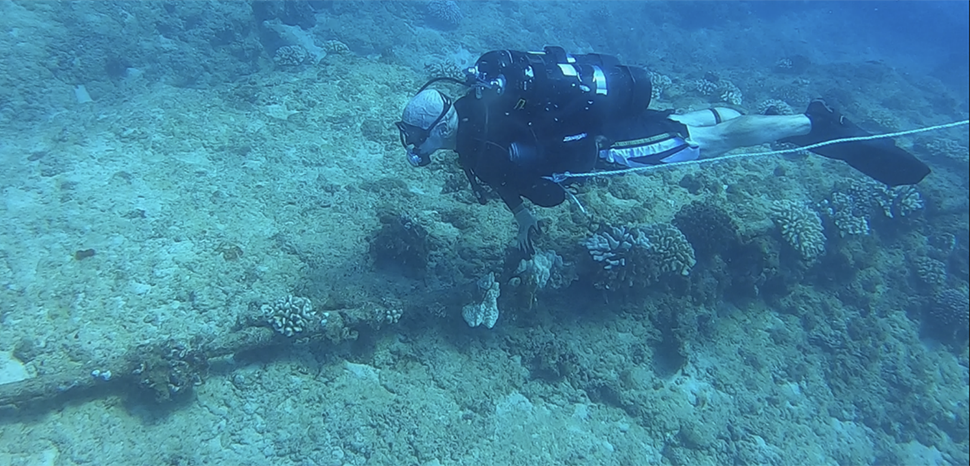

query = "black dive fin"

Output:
[[783, 100, 930, 186]]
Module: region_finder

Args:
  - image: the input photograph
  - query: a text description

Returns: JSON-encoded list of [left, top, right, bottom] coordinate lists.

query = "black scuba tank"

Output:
[[467, 46, 652, 138]]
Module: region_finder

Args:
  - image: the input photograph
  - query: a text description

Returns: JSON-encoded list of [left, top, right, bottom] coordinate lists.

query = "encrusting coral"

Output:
[[462, 272, 500, 329]]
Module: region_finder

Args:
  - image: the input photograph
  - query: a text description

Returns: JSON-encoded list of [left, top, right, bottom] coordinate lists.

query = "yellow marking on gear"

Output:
[[610, 133, 676, 149]]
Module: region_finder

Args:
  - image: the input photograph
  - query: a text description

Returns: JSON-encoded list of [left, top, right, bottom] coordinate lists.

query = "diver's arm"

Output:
[[495, 184, 524, 213], [494, 184, 540, 256], [510, 203, 539, 257]]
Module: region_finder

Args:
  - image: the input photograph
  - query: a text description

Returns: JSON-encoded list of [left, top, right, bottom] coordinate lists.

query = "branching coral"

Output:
[[770, 200, 826, 261], [821, 179, 925, 237], [262, 295, 328, 337], [583, 223, 696, 289]]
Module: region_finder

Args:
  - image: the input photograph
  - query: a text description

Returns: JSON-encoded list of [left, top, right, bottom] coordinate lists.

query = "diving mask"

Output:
[[395, 92, 453, 168]]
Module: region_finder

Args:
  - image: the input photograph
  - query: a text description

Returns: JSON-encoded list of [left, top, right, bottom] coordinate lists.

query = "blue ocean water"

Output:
[[0, 1, 967, 465]]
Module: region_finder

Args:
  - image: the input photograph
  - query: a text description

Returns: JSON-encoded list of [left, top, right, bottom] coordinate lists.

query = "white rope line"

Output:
[[546, 119, 970, 182]]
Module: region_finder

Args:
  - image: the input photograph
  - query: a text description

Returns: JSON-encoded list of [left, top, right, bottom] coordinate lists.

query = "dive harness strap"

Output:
[[463, 166, 489, 205]]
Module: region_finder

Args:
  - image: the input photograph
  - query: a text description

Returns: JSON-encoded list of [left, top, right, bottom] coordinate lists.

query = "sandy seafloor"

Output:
[[0, 1, 968, 465]]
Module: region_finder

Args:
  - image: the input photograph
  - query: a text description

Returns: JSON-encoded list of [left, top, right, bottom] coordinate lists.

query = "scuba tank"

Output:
[[466, 46, 652, 139], [465, 46, 652, 169]]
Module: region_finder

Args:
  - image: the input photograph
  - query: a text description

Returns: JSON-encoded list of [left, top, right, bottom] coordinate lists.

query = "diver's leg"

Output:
[[683, 101, 929, 186], [669, 107, 742, 127], [684, 114, 811, 157]]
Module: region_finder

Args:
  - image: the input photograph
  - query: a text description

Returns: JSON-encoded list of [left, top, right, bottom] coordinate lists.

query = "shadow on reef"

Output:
[[334, 188, 966, 378], [368, 211, 433, 280], [4, 184, 966, 428], [348, 188, 968, 426]]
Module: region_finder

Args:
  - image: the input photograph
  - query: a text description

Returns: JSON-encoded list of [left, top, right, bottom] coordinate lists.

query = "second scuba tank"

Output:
[[466, 46, 652, 138]]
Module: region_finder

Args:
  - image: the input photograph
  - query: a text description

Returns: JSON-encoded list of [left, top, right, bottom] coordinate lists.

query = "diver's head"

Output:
[[396, 89, 458, 167]]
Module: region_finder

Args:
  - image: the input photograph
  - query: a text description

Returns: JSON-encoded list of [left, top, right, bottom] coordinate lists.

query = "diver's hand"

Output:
[[513, 206, 540, 257]]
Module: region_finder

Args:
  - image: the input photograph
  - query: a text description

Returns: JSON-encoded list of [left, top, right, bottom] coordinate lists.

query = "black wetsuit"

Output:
[[454, 94, 691, 212], [447, 46, 928, 214], [451, 46, 669, 211], [454, 93, 600, 211]]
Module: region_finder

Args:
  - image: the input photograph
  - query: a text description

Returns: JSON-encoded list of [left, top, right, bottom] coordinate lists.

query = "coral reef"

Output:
[[770, 200, 826, 262], [427, 0, 462, 29], [774, 57, 795, 71], [912, 256, 948, 290], [692, 78, 719, 96], [647, 224, 698, 277], [131, 341, 208, 403], [505, 249, 574, 311], [649, 71, 673, 101], [819, 191, 871, 237], [917, 137, 969, 162], [583, 223, 696, 289], [374, 307, 403, 326], [4, 3, 969, 465], [515, 249, 565, 290], [720, 86, 743, 107], [822, 180, 925, 237], [876, 185, 923, 219], [773, 55, 812, 73], [463, 272, 500, 328], [854, 179, 924, 219], [584, 225, 647, 275], [273, 45, 309, 67], [424, 61, 467, 82], [757, 98, 794, 116], [673, 201, 741, 260], [928, 288, 970, 340], [690, 75, 742, 106], [322, 39, 350, 55], [259, 296, 330, 337], [369, 213, 432, 278], [262, 295, 328, 337], [261, 18, 326, 64]]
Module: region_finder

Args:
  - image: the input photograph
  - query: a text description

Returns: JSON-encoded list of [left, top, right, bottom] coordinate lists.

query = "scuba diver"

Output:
[[395, 46, 931, 256]]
